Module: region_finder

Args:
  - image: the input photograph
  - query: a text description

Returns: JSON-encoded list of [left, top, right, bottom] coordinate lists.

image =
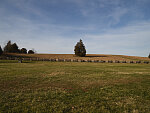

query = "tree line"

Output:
[[0, 39, 150, 58], [0, 40, 35, 55]]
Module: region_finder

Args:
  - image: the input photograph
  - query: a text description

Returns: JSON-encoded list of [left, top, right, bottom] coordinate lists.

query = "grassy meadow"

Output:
[[0, 60, 150, 112]]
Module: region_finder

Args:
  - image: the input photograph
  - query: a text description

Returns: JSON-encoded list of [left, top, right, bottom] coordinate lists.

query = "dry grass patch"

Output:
[[117, 72, 131, 75], [5, 53, 150, 61], [43, 72, 66, 76]]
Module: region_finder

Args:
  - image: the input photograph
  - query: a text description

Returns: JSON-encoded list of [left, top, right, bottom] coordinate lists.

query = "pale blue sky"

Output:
[[0, 0, 150, 56]]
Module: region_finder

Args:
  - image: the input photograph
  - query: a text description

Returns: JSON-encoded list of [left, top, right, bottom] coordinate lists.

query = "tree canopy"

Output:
[[20, 48, 27, 54], [74, 39, 86, 57], [28, 50, 35, 54], [0, 46, 3, 55], [3, 41, 19, 53], [3, 40, 35, 54]]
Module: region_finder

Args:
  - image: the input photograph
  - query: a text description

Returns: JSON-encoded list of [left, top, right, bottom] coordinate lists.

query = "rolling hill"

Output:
[[3, 53, 150, 62]]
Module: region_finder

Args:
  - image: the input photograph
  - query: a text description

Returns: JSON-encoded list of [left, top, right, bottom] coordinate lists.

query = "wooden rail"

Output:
[[0, 57, 149, 64]]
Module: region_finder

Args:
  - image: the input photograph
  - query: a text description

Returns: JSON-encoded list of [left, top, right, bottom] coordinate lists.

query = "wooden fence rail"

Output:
[[0, 57, 149, 64]]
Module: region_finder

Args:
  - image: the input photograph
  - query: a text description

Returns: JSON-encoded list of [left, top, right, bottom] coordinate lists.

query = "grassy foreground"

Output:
[[0, 60, 150, 112]]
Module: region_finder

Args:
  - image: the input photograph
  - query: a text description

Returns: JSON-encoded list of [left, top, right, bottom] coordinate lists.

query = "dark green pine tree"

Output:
[[3, 40, 12, 53], [11, 43, 19, 53], [148, 53, 150, 58], [74, 39, 86, 57], [0, 46, 3, 55], [3, 40, 19, 53]]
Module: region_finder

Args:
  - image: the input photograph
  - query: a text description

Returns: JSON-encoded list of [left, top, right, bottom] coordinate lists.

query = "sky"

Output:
[[0, 0, 150, 56]]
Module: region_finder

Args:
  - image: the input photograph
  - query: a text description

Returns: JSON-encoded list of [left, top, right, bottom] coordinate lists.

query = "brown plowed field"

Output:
[[6, 53, 150, 61]]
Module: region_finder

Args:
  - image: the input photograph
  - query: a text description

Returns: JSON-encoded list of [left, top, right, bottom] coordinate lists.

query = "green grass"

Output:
[[0, 60, 150, 112]]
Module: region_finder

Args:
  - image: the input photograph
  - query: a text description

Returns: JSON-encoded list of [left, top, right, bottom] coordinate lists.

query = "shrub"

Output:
[[20, 48, 27, 54], [28, 50, 35, 54]]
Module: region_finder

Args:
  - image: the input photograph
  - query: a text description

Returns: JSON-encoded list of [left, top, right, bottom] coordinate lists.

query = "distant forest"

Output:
[[0, 40, 35, 55]]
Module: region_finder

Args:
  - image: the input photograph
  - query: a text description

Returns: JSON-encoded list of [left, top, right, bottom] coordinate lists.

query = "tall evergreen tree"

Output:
[[0, 46, 3, 55], [4, 40, 12, 53], [74, 39, 86, 57], [11, 43, 19, 53], [148, 53, 150, 58], [3, 40, 19, 53]]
